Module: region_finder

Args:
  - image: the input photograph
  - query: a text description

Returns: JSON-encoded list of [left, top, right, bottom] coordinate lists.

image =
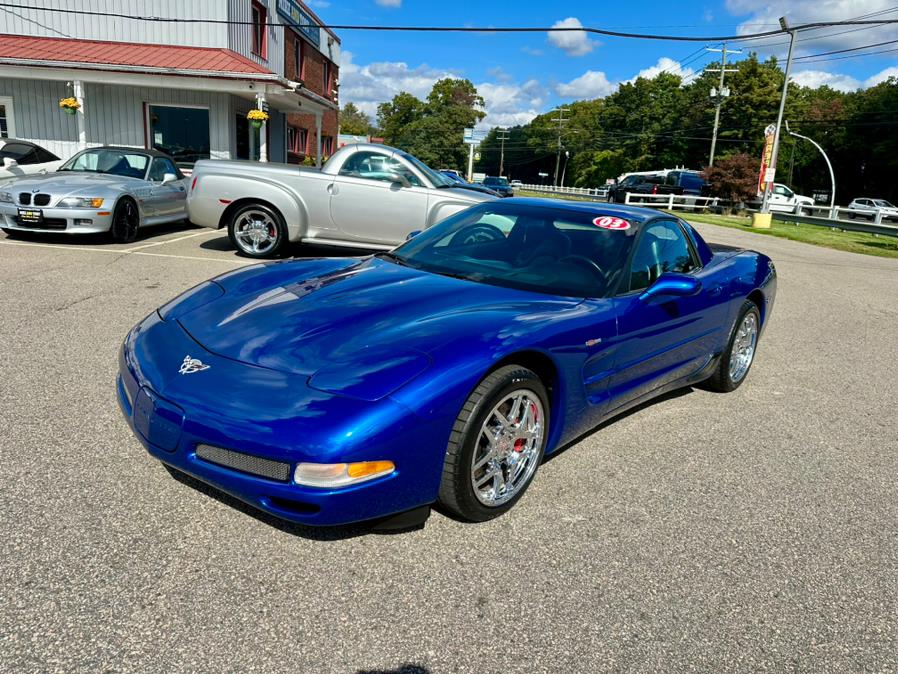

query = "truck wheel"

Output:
[[228, 203, 287, 258]]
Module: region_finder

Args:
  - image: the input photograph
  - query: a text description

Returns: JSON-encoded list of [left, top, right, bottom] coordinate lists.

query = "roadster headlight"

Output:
[[58, 197, 104, 208], [0, 191, 13, 203], [294, 461, 395, 488]]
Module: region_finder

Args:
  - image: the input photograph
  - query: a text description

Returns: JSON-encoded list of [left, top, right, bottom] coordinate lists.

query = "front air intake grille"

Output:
[[195, 444, 291, 482], [18, 193, 31, 206], [34, 193, 51, 206]]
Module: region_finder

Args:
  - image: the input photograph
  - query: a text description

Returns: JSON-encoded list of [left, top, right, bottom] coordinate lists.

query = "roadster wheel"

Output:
[[228, 203, 286, 258], [110, 199, 140, 243], [703, 300, 761, 392], [438, 365, 549, 521]]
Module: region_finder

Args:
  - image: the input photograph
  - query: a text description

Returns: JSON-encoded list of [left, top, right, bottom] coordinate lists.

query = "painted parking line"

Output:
[[0, 238, 252, 265], [125, 228, 222, 252]]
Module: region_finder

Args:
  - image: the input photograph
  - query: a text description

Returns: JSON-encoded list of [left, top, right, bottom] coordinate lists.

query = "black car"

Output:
[[607, 174, 682, 204], [441, 171, 501, 197], [482, 176, 514, 198]]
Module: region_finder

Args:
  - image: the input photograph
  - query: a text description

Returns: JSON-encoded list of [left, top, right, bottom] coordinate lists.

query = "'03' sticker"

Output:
[[592, 216, 631, 230]]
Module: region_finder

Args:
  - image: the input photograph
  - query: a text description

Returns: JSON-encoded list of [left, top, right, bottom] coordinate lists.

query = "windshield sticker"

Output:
[[592, 216, 631, 230]]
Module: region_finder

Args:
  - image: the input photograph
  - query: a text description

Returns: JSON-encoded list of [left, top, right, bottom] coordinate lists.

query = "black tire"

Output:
[[227, 202, 286, 259], [703, 300, 761, 392], [110, 198, 140, 243], [438, 365, 549, 522]]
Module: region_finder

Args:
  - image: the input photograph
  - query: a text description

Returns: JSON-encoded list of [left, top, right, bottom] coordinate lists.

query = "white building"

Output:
[[0, 0, 340, 165]]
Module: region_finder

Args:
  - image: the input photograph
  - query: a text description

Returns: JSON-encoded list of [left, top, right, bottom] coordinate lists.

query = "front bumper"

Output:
[[0, 203, 114, 233], [116, 313, 446, 527]]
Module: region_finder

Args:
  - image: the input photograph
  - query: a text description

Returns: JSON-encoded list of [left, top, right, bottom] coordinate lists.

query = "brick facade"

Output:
[[283, 27, 339, 164]]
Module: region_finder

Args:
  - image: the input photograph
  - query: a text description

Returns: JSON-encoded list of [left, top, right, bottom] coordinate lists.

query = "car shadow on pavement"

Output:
[[3, 220, 199, 246], [357, 666, 431, 674], [162, 465, 408, 541], [543, 386, 696, 466], [198, 236, 376, 260]]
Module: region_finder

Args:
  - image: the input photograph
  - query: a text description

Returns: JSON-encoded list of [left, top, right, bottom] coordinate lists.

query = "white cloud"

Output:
[[791, 70, 861, 91], [555, 70, 615, 98], [633, 57, 695, 81], [375, 0, 401, 6], [548, 17, 596, 57], [476, 79, 545, 128], [864, 66, 898, 87], [521, 46, 544, 57]]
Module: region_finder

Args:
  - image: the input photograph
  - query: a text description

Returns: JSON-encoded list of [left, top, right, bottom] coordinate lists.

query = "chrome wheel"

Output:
[[234, 209, 279, 255], [729, 311, 758, 383], [471, 390, 545, 507]]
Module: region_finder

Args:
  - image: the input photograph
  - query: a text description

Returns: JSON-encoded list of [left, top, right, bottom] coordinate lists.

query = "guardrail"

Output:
[[623, 193, 719, 211], [773, 211, 898, 238], [797, 204, 897, 225]]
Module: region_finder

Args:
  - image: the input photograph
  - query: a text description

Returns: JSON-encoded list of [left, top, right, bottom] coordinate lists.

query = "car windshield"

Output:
[[873, 199, 894, 207], [484, 177, 509, 186], [59, 149, 150, 179], [390, 202, 638, 298], [400, 152, 455, 188]]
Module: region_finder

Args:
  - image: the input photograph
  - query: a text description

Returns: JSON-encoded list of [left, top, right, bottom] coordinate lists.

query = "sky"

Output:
[[309, 0, 898, 129]]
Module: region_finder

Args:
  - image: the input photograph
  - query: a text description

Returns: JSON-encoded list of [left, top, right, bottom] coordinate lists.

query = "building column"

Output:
[[256, 93, 268, 163], [73, 80, 86, 150], [315, 111, 322, 168]]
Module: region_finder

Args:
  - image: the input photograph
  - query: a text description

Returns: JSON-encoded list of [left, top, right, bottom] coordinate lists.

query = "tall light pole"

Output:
[[786, 121, 836, 217], [551, 107, 569, 187], [497, 127, 509, 177], [560, 150, 570, 187], [759, 17, 796, 217], [706, 43, 741, 167]]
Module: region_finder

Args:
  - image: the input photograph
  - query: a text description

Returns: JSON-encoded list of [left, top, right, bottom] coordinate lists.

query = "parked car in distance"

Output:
[[482, 176, 514, 197], [510, 179, 523, 189], [663, 170, 708, 196], [440, 168, 463, 179], [607, 174, 682, 203], [846, 198, 898, 222], [118, 199, 776, 527], [188, 143, 496, 258], [441, 170, 501, 197], [0, 146, 188, 241], [767, 183, 814, 214], [0, 139, 62, 183]]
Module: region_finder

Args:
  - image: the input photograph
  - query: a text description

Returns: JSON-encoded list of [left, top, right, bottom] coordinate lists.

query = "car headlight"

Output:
[[0, 191, 13, 203], [58, 197, 104, 208]]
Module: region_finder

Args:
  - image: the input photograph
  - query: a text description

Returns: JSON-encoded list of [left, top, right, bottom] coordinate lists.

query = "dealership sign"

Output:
[[277, 0, 320, 46], [757, 123, 776, 197]]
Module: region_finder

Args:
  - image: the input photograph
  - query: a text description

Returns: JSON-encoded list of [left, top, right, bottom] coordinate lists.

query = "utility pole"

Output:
[[786, 120, 836, 217], [497, 127, 510, 177], [705, 43, 740, 167], [759, 17, 796, 217], [551, 107, 569, 187]]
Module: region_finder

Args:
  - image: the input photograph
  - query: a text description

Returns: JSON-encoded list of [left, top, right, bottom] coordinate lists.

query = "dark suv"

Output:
[[482, 176, 514, 198], [607, 174, 682, 203]]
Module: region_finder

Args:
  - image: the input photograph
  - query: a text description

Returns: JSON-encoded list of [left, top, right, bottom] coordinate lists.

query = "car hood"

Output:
[[177, 257, 580, 378], [6, 172, 143, 193]]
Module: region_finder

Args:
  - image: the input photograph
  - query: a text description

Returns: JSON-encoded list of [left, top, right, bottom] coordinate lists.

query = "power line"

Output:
[[2, 3, 898, 42], [794, 36, 898, 60]]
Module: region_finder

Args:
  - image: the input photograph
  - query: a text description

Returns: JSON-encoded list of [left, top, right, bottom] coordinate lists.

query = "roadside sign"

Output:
[[474, 151, 481, 161], [538, 172, 549, 177], [758, 124, 776, 196], [763, 168, 776, 183], [463, 128, 488, 145], [260, 101, 270, 114]]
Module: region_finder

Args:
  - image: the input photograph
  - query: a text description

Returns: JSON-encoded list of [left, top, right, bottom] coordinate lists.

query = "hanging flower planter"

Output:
[[59, 97, 80, 115], [247, 108, 269, 129]]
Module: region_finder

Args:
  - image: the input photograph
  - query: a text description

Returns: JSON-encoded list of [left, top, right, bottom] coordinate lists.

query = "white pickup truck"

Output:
[[187, 143, 495, 258], [767, 183, 815, 214]]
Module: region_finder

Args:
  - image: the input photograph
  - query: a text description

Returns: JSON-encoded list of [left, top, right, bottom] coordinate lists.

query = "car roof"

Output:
[[493, 197, 666, 225], [0, 138, 41, 148], [78, 145, 173, 159]]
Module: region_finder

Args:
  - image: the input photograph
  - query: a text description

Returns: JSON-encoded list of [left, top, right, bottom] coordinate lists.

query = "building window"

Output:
[[0, 96, 14, 138], [251, 1, 267, 58], [287, 125, 308, 155], [147, 104, 210, 163], [323, 60, 331, 96], [322, 135, 334, 156], [294, 39, 304, 80]]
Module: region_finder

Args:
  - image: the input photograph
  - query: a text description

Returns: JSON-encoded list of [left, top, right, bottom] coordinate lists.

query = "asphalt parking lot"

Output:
[[1, 221, 897, 673]]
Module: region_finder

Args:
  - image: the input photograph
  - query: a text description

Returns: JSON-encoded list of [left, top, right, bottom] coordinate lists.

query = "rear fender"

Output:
[[203, 174, 308, 241]]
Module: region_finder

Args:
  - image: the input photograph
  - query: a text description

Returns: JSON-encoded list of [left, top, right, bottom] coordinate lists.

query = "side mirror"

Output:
[[406, 230, 422, 241], [388, 173, 411, 188], [161, 172, 178, 185], [639, 272, 702, 301], [1, 157, 17, 168]]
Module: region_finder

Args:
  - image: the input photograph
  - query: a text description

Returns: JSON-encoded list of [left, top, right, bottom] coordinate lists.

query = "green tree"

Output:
[[339, 102, 372, 136], [376, 91, 425, 146]]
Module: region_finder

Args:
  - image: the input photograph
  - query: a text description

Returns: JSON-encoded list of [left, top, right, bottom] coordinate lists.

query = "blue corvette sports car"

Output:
[[118, 199, 776, 527]]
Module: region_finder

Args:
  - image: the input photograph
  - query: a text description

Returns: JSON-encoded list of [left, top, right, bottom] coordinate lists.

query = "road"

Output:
[[0, 222, 896, 673]]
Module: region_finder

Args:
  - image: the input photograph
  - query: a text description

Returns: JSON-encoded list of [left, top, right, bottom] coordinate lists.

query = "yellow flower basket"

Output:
[[247, 108, 269, 128], [59, 97, 81, 115]]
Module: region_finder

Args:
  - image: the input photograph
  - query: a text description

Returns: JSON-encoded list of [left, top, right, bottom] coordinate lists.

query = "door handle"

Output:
[[709, 285, 722, 297], [327, 183, 337, 195]]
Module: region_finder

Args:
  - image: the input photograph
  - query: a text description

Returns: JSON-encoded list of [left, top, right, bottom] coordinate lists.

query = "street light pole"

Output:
[[786, 121, 836, 217], [497, 127, 509, 177], [551, 107, 569, 187], [560, 150, 570, 188], [760, 17, 796, 216]]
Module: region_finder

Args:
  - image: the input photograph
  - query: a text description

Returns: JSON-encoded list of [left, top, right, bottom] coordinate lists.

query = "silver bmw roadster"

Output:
[[0, 146, 188, 242]]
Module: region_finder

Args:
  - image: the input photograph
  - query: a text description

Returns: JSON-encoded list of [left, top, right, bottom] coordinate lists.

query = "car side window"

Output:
[[628, 220, 698, 292], [2, 142, 38, 164], [149, 157, 177, 182], [773, 185, 788, 196], [339, 151, 422, 186], [33, 147, 59, 163]]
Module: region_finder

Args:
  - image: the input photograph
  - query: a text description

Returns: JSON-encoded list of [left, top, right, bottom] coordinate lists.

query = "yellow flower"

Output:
[[59, 97, 81, 110], [246, 109, 269, 122]]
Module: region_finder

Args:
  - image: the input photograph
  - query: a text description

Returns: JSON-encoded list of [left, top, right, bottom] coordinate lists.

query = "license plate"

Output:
[[18, 208, 43, 224]]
